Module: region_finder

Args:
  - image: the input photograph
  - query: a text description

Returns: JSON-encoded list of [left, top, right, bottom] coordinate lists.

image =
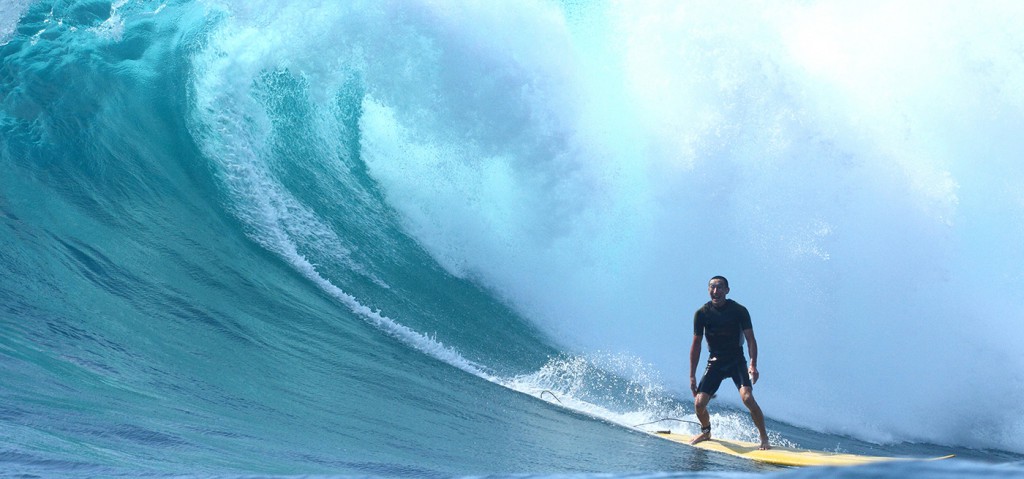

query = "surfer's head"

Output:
[[708, 276, 730, 306]]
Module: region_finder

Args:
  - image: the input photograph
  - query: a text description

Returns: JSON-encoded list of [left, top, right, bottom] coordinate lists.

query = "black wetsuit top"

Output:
[[693, 299, 752, 361]]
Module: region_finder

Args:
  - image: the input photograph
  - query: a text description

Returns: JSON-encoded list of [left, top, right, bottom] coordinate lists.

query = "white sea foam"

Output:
[[0, 0, 33, 45], [498, 352, 796, 448]]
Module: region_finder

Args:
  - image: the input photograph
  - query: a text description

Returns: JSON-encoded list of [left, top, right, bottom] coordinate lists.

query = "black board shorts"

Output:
[[697, 356, 752, 396]]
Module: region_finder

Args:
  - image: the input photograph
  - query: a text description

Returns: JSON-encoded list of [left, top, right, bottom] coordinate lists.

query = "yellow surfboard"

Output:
[[652, 432, 955, 467]]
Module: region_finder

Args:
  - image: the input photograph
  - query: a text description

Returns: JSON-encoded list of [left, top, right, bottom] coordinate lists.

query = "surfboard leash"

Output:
[[536, 391, 701, 431], [632, 417, 703, 428], [538, 390, 563, 404]]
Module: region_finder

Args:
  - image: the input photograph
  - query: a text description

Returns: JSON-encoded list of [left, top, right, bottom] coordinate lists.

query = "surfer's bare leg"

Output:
[[691, 392, 712, 445], [740, 386, 771, 450]]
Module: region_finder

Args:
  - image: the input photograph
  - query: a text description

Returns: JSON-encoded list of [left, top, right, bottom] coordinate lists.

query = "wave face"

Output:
[[2, 0, 1024, 477]]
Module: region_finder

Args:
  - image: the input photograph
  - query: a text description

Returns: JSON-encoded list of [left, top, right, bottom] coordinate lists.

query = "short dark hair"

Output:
[[709, 275, 729, 288]]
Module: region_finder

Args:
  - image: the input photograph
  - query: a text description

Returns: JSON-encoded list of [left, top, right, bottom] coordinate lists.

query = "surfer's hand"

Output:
[[748, 366, 759, 385], [690, 377, 698, 396]]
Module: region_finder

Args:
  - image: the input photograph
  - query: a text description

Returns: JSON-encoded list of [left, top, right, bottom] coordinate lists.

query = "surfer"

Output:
[[689, 276, 771, 450]]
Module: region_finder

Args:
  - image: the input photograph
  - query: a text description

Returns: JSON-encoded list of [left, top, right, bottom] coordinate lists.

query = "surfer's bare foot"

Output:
[[758, 438, 771, 450], [690, 427, 711, 445]]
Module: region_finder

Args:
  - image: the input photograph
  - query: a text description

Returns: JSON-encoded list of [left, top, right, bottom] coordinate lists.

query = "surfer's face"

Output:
[[708, 279, 729, 305]]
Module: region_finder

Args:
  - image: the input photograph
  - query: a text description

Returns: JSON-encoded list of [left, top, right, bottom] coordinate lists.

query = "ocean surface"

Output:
[[3, 1, 1024, 478]]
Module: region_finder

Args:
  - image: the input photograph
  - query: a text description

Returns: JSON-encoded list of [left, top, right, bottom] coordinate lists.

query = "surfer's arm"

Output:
[[743, 328, 759, 384], [689, 334, 702, 395]]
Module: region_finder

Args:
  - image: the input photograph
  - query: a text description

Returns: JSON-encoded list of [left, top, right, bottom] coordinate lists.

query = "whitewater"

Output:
[[2, 0, 1024, 477]]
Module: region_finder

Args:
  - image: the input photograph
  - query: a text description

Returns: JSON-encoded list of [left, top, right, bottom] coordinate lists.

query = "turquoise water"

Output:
[[2, 1, 1024, 477]]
